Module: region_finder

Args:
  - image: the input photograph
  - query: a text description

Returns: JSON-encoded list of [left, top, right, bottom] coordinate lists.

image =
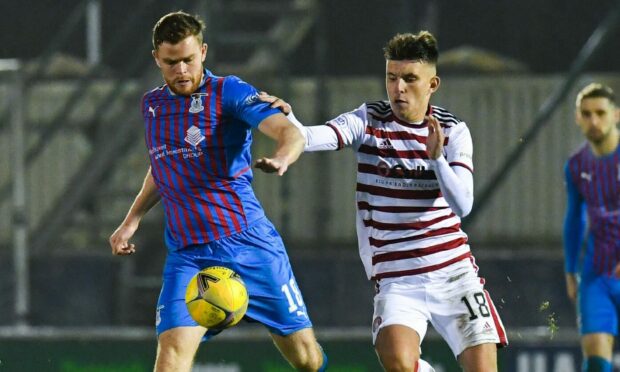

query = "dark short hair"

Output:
[[152, 11, 205, 49], [576, 83, 616, 107], [383, 31, 438, 63]]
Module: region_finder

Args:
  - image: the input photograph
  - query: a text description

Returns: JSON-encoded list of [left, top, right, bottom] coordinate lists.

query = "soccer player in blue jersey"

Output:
[[108, 11, 327, 372], [564, 83, 620, 372]]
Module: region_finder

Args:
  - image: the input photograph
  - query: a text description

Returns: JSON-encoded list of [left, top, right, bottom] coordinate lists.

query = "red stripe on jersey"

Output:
[[149, 90, 186, 247], [231, 166, 251, 178], [364, 212, 456, 231], [164, 100, 197, 245], [449, 162, 473, 173], [214, 78, 246, 230], [191, 82, 224, 240], [209, 79, 239, 234], [357, 201, 447, 213], [326, 123, 345, 150], [359, 144, 429, 159], [371, 251, 472, 280], [365, 126, 426, 142], [484, 290, 508, 347], [357, 183, 441, 199], [175, 98, 211, 241], [215, 78, 248, 231], [372, 237, 468, 264], [369, 224, 462, 248]]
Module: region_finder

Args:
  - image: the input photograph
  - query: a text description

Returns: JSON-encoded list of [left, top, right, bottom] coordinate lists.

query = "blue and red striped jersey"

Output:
[[141, 69, 281, 250], [564, 143, 620, 276]]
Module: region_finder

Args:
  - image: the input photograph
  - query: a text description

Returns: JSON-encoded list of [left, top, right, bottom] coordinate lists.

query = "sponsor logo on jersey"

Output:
[[244, 93, 259, 105], [378, 138, 394, 150], [377, 160, 430, 179], [148, 105, 159, 117], [185, 125, 205, 147]]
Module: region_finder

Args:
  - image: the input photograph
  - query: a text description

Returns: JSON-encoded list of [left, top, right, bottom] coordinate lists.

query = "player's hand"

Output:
[[254, 157, 289, 176], [614, 263, 620, 278], [565, 273, 578, 303], [426, 115, 444, 160], [258, 92, 291, 115], [109, 222, 138, 256]]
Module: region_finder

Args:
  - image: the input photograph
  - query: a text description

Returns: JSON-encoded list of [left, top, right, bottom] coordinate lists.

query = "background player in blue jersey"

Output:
[[564, 83, 620, 372], [108, 11, 327, 372]]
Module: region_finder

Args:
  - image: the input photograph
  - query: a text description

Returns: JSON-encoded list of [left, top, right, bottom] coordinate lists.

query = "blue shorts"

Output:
[[155, 217, 313, 340], [578, 270, 620, 335]]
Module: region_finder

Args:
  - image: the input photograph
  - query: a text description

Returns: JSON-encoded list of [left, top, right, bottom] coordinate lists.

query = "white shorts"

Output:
[[371, 259, 508, 357]]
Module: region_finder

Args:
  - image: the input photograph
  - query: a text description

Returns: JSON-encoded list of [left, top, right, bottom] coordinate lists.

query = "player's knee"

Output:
[[155, 331, 199, 371], [378, 350, 419, 372], [288, 345, 324, 371]]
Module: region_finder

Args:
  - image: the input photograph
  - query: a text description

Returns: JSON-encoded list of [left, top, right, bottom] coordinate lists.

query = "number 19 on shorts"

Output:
[[281, 279, 305, 313]]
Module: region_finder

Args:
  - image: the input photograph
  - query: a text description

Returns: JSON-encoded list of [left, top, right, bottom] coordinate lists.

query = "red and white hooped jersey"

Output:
[[322, 100, 474, 280]]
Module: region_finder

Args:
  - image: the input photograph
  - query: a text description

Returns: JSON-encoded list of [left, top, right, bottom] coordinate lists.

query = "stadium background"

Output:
[[1, 0, 620, 371]]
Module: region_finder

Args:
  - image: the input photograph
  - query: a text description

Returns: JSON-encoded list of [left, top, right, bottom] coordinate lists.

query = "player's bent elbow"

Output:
[[454, 201, 473, 218]]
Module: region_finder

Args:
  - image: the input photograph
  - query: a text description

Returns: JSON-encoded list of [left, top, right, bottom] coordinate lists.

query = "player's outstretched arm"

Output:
[[255, 113, 305, 176], [109, 167, 161, 256], [258, 92, 345, 152]]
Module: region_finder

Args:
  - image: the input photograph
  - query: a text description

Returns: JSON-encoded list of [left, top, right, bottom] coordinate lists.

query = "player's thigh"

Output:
[[430, 277, 506, 357], [156, 249, 209, 336], [372, 282, 430, 345], [232, 219, 313, 335], [372, 283, 429, 368], [156, 326, 206, 370], [375, 324, 422, 366], [270, 328, 322, 365], [582, 333, 614, 359], [457, 343, 497, 372]]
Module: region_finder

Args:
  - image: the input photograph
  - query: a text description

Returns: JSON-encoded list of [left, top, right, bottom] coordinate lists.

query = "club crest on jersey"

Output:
[[189, 94, 204, 114], [185, 125, 205, 147]]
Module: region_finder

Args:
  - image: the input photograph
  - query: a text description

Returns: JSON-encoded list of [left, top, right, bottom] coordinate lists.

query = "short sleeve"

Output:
[[325, 104, 368, 150], [222, 76, 282, 127]]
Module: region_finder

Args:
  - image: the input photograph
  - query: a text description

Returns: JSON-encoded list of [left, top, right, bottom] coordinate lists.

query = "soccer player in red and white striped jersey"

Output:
[[260, 31, 507, 372]]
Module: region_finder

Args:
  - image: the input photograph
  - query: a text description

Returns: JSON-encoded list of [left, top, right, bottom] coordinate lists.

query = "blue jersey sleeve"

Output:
[[221, 76, 282, 127], [563, 162, 586, 273]]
